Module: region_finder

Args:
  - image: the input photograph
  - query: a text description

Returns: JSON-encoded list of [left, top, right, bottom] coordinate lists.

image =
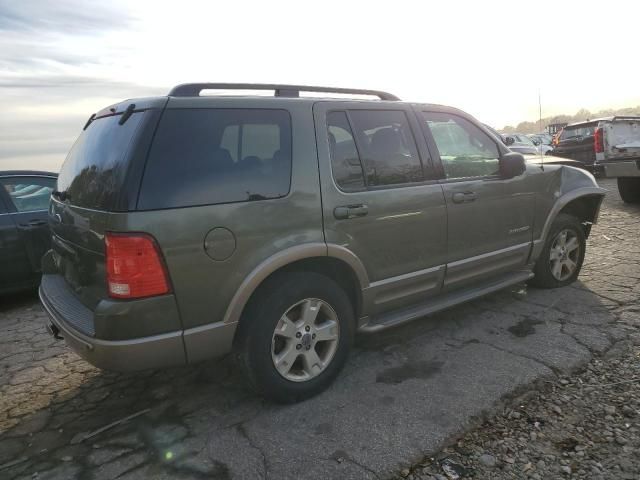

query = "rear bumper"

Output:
[[39, 276, 187, 371], [601, 160, 640, 178]]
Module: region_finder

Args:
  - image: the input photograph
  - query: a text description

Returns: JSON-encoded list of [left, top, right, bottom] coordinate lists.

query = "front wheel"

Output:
[[529, 213, 586, 289], [617, 177, 640, 204], [238, 272, 354, 403]]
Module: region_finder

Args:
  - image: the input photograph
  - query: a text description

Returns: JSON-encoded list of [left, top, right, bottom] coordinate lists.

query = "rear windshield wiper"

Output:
[[83, 113, 96, 130], [118, 103, 136, 125]]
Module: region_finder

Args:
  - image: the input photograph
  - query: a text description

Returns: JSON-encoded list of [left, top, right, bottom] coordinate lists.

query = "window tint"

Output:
[[423, 112, 500, 179], [139, 109, 291, 210], [1, 176, 56, 212], [57, 112, 145, 209], [327, 111, 365, 191], [347, 110, 423, 186]]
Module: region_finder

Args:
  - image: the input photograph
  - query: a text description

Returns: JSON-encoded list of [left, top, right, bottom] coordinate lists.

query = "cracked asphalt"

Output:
[[1, 178, 639, 480]]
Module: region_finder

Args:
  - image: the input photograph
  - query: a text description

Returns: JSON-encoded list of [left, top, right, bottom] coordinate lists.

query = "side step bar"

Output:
[[358, 270, 534, 334]]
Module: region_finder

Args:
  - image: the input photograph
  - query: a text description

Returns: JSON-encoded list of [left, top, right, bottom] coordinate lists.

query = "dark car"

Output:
[[0, 171, 57, 294], [550, 120, 599, 171]]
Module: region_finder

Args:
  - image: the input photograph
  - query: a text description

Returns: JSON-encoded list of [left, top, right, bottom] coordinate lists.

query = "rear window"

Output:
[[561, 125, 595, 140], [57, 112, 145, 210], [138, 109, 292, 210]]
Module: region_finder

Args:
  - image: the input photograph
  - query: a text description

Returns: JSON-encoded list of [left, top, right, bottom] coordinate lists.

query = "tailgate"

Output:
[[604, 118, 640, 160], [49, 200, 110, 310]]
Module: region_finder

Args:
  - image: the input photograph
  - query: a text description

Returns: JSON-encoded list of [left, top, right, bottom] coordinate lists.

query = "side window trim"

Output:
[[343, 110, 369, 188], [420, 110, 503, 182]]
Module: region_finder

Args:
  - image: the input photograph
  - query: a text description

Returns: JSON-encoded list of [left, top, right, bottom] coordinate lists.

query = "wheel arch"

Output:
[[224, 243, 368, 342], [532, 187, 605, 260]]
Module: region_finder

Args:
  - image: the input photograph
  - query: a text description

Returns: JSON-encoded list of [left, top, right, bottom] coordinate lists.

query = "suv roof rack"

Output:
[[168, 83, 400, 101]]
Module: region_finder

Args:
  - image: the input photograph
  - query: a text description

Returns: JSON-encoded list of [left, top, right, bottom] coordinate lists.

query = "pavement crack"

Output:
[[237, 423, 268, 479], [323, 453, 381, 479], [461, 338, 561, 376]]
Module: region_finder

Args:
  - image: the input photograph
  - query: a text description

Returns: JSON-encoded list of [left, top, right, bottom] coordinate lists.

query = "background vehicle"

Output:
[[528, 133, 553, 154], [0, 171, 57, 294], [503, 133, 540, 155], [39, 84, 605, 402], [593, 116, 640, 203], [550, 120, 599, 172]]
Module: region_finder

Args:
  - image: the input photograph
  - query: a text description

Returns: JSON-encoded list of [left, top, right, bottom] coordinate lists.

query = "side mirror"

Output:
[[500, 151, 526, 178], [531, 138, 541, 146], [504, 136, 515, 146]]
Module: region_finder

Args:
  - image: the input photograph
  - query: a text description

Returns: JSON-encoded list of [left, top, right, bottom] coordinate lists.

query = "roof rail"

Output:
[[167, 83, 400, 101]]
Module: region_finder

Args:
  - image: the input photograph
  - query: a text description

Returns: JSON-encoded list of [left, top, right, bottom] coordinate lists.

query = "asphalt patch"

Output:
[[376, 360, 444, 385]]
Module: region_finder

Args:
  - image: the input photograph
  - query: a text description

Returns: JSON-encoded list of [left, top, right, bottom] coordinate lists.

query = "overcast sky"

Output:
[[1, 0, 639, 172]]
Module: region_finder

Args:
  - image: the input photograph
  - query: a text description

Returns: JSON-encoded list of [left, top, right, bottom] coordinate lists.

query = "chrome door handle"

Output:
[[334, 204, 369, 220], [452, 192, 477, 203]]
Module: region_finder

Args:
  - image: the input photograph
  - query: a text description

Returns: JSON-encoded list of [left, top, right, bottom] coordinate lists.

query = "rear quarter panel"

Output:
[[111, 99, 324, 331]]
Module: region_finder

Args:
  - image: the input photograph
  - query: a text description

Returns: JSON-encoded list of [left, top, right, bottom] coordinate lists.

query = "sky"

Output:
[[1, 0, 639, 171]]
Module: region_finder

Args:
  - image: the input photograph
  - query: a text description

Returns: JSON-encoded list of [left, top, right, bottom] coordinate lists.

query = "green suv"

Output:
[[40, 84, 605, 402]]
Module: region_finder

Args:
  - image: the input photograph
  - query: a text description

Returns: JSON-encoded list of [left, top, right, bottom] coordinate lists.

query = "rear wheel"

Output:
[[617, 177, 640, 204], [238, 272, 354, 403], [529, 213, 586, 289]]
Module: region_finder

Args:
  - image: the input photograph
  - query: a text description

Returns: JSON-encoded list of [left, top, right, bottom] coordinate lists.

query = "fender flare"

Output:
[[531, 186, 606, 259], [221, 243, 369, 325]]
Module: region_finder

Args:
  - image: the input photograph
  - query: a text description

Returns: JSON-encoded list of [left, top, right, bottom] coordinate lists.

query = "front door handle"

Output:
[[19, 219, 48, 228], [452, 192, 477, 204], [334, 204, 369, 220]]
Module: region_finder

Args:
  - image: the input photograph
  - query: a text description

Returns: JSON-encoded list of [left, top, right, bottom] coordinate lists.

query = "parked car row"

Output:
[[33, 83, 605, 402]]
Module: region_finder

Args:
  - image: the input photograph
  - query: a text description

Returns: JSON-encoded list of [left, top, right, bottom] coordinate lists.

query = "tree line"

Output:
[[500, 105, 640, 134]]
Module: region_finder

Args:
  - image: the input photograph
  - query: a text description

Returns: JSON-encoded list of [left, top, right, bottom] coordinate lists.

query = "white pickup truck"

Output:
[[594, 116, 640, 203]]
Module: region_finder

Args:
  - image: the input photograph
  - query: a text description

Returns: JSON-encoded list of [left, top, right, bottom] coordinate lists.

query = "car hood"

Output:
[[523, 154, 587, 170]]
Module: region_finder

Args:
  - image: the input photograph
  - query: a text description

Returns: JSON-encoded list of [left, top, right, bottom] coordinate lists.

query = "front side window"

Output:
[[423, 112, 500, 179], [1, 176, 56, 212], [138, 109, 292, 210]]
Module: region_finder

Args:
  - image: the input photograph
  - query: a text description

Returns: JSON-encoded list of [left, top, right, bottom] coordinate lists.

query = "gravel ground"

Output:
[[394, 342, 640, 480]]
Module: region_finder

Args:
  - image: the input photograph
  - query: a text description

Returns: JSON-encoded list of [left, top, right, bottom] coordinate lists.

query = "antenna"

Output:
[[539, 89, 544, 171]]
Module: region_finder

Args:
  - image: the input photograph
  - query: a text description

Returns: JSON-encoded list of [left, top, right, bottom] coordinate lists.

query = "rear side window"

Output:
[[138, 109, 291, 210], [1, 176, 56, 212], [57, 112, 145, 209], [348, 110, 423, 186]]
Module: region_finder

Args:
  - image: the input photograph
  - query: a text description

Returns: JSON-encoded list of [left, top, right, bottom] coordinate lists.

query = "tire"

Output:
[[237, 272, 354, 403], [529, 213, 586, 289], [617, 177, 640, 204]]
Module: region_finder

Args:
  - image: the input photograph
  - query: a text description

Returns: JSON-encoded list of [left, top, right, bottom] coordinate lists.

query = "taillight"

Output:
[[594, 127, 604, 153], [105, 233, 171, 299]]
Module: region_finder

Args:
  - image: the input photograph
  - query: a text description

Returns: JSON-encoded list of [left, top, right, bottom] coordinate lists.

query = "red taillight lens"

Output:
[[105, 233, 171, 299], [594, 127, 604, 153]]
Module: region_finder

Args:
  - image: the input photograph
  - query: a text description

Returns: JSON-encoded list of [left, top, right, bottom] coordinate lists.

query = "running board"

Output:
[[358, 270, 534, 334]]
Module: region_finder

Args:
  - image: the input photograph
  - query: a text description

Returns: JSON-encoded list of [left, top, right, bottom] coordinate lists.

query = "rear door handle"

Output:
[[452, 192, 477, 204], [334, 204, 369, 220]]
